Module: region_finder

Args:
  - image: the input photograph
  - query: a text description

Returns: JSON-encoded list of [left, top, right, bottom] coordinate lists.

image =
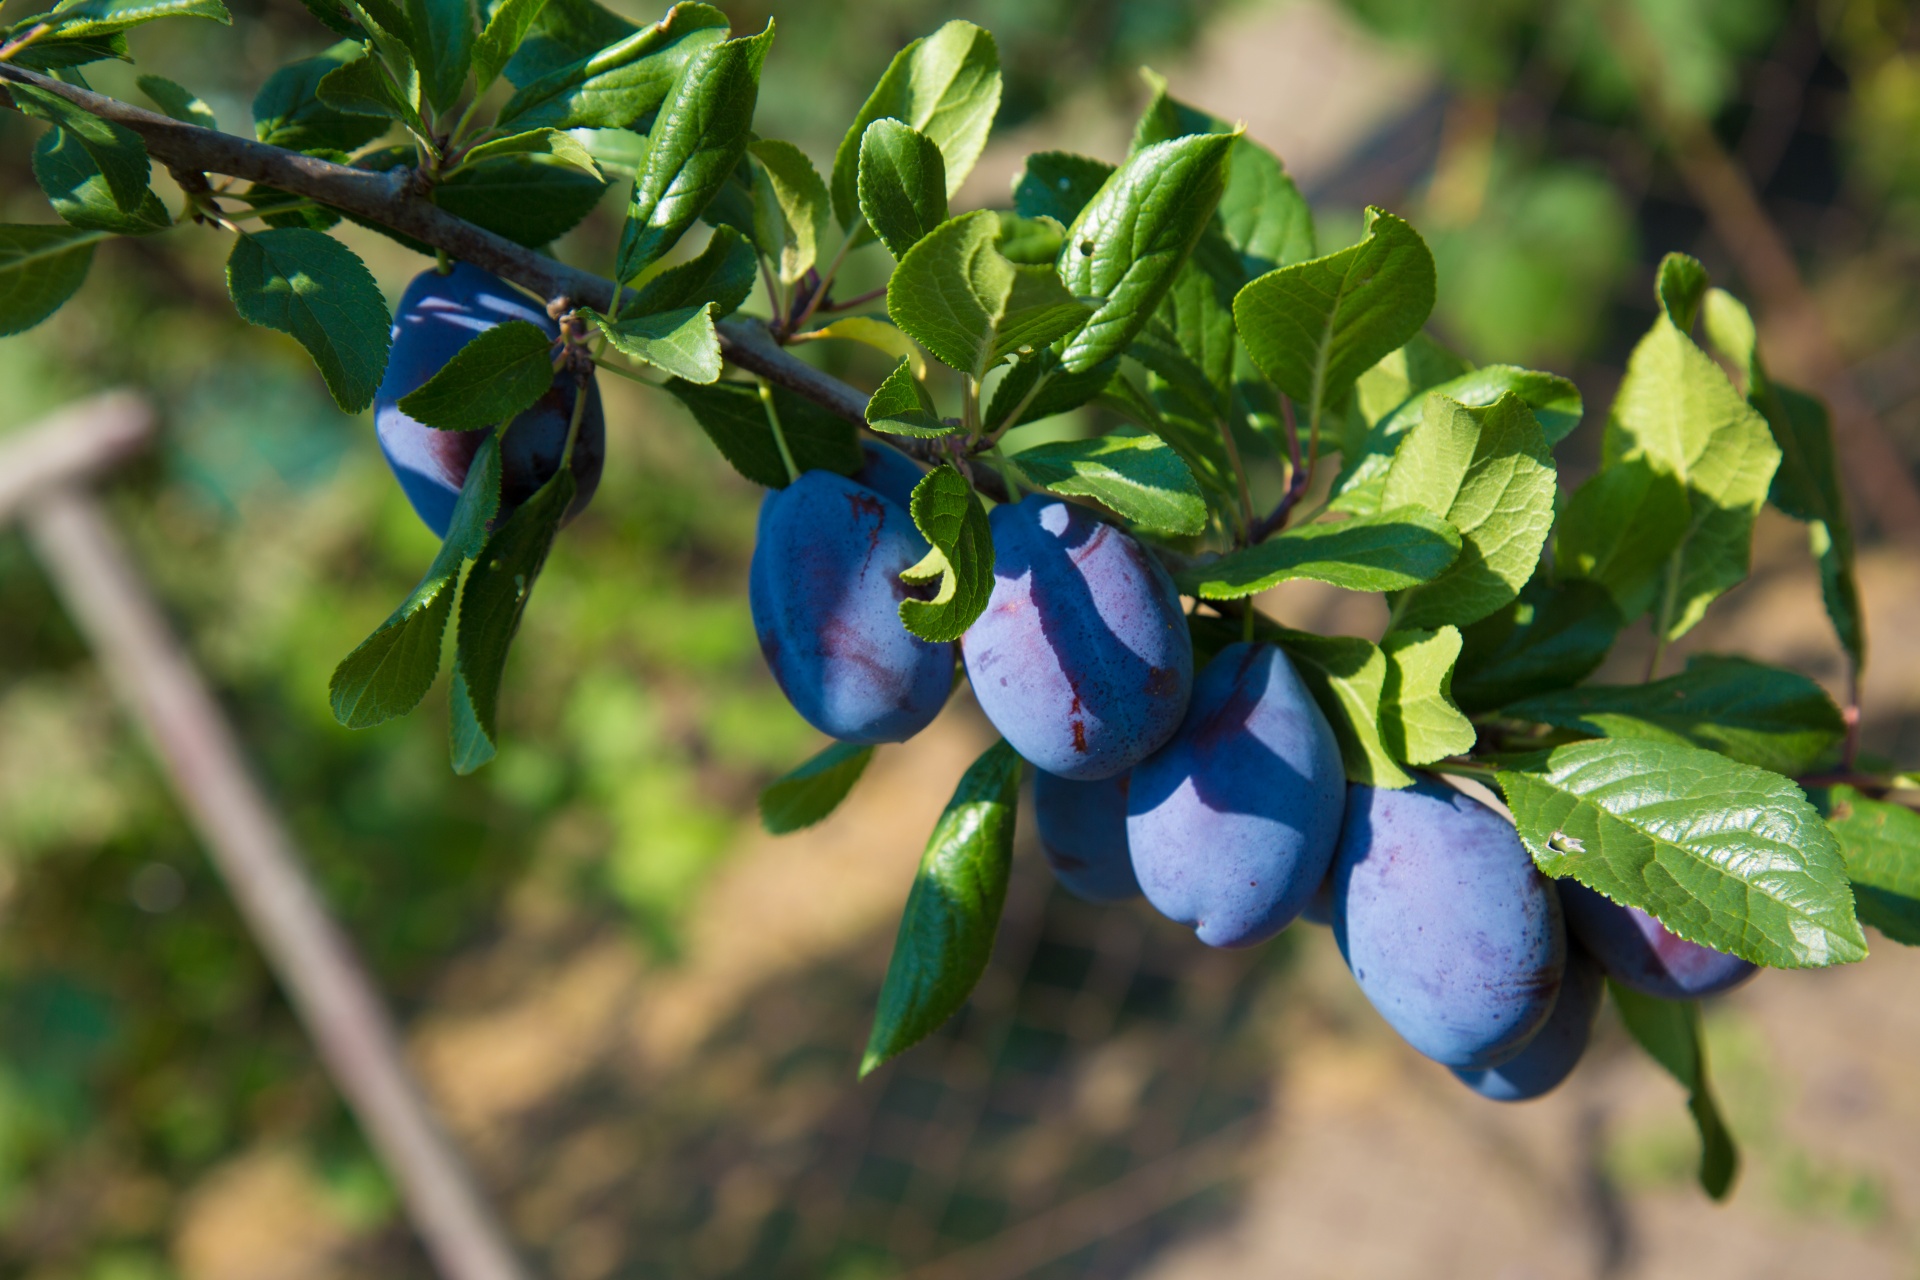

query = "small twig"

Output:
[[788, 229, 859, 335], [818, 283, 888, 314], [1249, 395, 1308, 542]]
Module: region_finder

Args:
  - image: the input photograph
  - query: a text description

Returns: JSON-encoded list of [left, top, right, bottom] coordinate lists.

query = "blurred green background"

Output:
[[2, 0, 1919, 1277]]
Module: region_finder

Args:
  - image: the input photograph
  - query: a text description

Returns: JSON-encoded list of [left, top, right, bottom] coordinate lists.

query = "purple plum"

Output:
[[1126, 643, 1345, 947], [1559, 880, 1758, 1000], [1033, 769, 1140, 902], [1453, 943, 1603, 1101], [855, 441, 928, 513], [376, 262, 604, 537], [1332, 777, 1566, 1068], [963, 496, 1191, 779], [750, 470, 954, 743]]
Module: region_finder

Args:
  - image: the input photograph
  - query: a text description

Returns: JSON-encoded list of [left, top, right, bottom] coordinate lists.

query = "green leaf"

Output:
[[498, 0, 634, 86], [617, 22, 772, 282], [747, 137, 828, 283], [43, 0, 228, 37], [10, 81, 154, 217], [0, 223, 100, 337], [830, 19, 1001, 230], [886, 210, 1090, 379], [899, 464, 993, 643], [7, 29, 128, 70], [433, 154, 608, 248], [1273, 626, 1410, 788], [1012, 151, 1113, 227], [225, 229, 390, 412], [1554, 460, 1693, 616], [330, 435, 500, 727], [1379, 626, 1474, 767], [1823, 786, 1920, 946], [1234, 206, 1436, 435], [861, 738, 1021, 1075], [1177, 508, 1461, 599], [457, 127, 603, 179], [294, 0, 364, 38], [1451, 578, 1622, 715], [1557, 257, 1781, 635], [1009, 434, 1205, 536], [405, 0, 473, 112], [864, 357, 952, 437], [136, 73, 217, 128], [449, 465, 575, 773], [1381, 393, 1556, 630], [759, 741, 874, 835], [496, 0, 727, 132], [1702, 287, 1863, 669], [622, 224, 755, 321], [584, 302, 718, 382], [1609, 985, 1739, 1200], [795, 315, 924, 376], [983, 348, 1116, 433], [663, 378, 861, 488], [1352, 333, 1471, 430], [1498, 738, 1868, 968], [472, 0, 548, 90], [563, 126, 647, 178], [396, 319, 554, 430], [1504, 655, 1845, 776], [857, 119, 947, 261], [1058, 131, 1235, 373], [1336, 363, 1584, 505], [32, 128, 170, 234], [253, 44, 393, 152], [994, 211, 1063, 266], [317, 47, 428, 136]]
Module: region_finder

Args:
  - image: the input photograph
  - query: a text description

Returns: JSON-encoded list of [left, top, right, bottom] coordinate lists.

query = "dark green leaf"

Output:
[[500, 0, 634, 87], [617, 22, 772, 282], [622, 223, 754, 320], [1824, 786, 1920, 946], [456, 127, 602, 178], [1505, 654, 1845, 775], [830, 19, 1001, 230], [330, 435, 500, 727], [405, 0, 473, 111], [449, 465, 574, 773], [317, 48, 427, 135], [1451, 578, 1622, 715], [225, 228, 391, 412], [747, 137, 828, 283], [857, 119, 947, 261], [10, 81, 153, 215], [899, 464, 993, 643], [1554, 459, 1694, 618], [43, 0, 228, 37], [1010, 434, 1205, 536], [585, 303, 718, 382], [759, 741, 874, 835], [663, 378, 861, 488], [496, 0, 726, 132], [861, 738, 1021, 1076], [434, 154, 607, 248], [0, 223, 100, 337], [865, 357, 952, 437], [32, 128, 170, 234], [1234, 206, 1435, 435], [136, 73, 217, 128], [253, 44, 393, 152], [472, 0, 548, 89], [1610, 985, 1738, 1200], [396, 319, 554, 429], [7, 29, 128, 70], [983, 348, 1114, 430], [1012, 151, 1112, 227], [1498, 738, 1868, 968], [295, 0, 364, 38], [1178, 508, 1461, 599], [1059, 131, 1234, 373]]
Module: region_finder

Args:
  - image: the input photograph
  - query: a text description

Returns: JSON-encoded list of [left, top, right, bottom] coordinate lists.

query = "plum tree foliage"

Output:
[[1, 0, 1914, 1203]]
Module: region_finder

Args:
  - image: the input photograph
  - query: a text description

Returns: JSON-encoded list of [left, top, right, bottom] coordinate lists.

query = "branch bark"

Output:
[[0, 61, 872, 427]]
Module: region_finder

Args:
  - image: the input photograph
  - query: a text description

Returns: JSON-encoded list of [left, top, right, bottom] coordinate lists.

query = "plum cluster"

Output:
[[747, 452, 1755, 1104]]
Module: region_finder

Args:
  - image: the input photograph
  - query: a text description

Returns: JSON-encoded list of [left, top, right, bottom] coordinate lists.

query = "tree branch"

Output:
[[0, 62, 872, 428]]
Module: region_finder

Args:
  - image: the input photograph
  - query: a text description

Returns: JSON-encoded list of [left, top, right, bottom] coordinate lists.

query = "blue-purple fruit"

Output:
[[854, 441, 927, 513], [1453, 943, 1603, 1101], [1559, 881, 1758, 1000], [1126, 643, 1345, 947], [376, 262, 604, 537], [750, 470, 953, 743], [963, 496, 1191, 779], [1332, 777, 1566, 1068], [1033, 769, 1139, 902]]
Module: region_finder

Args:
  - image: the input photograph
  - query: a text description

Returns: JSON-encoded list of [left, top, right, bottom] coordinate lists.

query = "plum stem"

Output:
[[758, 378, 801, 483], [1248, 395, 1309, 542], [559, 364, 591, 468]]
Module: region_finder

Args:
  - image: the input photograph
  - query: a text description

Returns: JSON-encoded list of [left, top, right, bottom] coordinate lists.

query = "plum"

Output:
[[855, 441, 928, 513], [1033, 769, 1139, 902], [750, 470, 954, 743], [1126, 643, 1344, 947], [963, 496, 1191, 779], [1453, 943, 1603, 1102], [1332, 777, 1566, 1068], [1559, 881, 1758, 1000], [376, 262, 605, 537]]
